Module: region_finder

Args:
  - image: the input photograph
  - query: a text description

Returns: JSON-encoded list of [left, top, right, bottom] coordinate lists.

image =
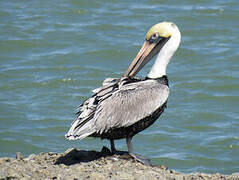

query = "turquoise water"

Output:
[[0, 0, 239, 174]]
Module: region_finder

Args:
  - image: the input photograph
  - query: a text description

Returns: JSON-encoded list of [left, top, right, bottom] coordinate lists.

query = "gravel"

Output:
[[0, 147, 238, 180]]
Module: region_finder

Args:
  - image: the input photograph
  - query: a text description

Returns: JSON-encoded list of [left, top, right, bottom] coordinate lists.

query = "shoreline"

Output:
[[0, 147, 238, 180]]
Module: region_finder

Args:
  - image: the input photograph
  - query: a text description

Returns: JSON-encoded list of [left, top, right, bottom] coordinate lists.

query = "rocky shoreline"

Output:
[[0, 147, 238, 180]]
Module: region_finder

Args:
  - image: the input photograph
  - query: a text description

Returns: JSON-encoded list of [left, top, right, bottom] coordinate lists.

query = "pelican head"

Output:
[[124, 22, 181, 78]]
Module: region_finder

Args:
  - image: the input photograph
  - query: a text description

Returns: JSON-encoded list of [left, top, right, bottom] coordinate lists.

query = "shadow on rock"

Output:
[[54, 146, 112, 166]]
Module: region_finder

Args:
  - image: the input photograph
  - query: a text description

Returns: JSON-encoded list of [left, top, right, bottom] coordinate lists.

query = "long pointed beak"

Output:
[[123, 41, 157, 78]]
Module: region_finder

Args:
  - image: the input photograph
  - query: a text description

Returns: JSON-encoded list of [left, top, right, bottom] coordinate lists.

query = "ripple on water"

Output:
[[0, 0, 239, 175]]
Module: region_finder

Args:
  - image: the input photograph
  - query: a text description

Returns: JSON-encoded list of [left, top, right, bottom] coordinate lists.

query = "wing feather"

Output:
[[65, 78, 169, 140], [65, 78, 122, 139], [93, 80, 169, 133]]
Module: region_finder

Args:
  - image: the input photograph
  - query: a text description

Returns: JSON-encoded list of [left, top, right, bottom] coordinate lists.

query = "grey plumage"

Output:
[[65, 77, 169, 140], [65, 21, 181, 165]]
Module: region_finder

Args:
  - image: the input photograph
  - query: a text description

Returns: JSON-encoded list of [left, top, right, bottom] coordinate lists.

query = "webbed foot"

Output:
[[129, 152, 152, 166]]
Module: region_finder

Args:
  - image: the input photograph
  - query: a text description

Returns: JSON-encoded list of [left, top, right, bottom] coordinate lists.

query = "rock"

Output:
[[0, 148, 238, 179], [0, 158, 12, 164], [16, 152, 24, 160], [24, 154, 36, 161]]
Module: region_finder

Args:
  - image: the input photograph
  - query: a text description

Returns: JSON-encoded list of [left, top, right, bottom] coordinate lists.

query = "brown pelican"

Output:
[[65, 22, 181, 165]]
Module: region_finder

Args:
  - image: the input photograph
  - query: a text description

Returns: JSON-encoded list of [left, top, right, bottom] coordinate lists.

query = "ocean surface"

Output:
[[0, 0, 239, 174]]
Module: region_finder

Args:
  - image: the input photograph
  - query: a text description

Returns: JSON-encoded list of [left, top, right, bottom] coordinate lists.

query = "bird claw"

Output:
[[111, 150, 152, 165], [129, 153, 152, 166]]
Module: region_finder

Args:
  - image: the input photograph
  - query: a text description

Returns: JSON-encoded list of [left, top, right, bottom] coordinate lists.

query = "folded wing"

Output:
[[65, 78, 169, 140]]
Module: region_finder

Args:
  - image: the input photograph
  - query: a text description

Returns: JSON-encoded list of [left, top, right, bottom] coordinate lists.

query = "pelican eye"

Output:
[[149, 33, 160, 43]]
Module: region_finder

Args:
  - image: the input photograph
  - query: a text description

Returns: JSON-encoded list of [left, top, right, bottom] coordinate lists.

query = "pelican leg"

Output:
[[110, 139, 128, 155], [126, 137, 152, 166], [110, 139, 116, 153]]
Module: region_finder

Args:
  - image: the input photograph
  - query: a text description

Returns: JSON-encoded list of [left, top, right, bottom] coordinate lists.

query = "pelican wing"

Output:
[[65, 78, 169, 139], [65, 77, 122, 140], [93, 80, 169, 134]]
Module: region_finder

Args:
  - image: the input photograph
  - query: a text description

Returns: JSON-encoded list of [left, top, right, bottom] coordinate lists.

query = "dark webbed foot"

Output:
[[110, 139, 127, 155]]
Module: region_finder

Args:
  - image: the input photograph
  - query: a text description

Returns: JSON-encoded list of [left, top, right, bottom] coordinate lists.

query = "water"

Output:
[[0, 0, 239, 174]]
